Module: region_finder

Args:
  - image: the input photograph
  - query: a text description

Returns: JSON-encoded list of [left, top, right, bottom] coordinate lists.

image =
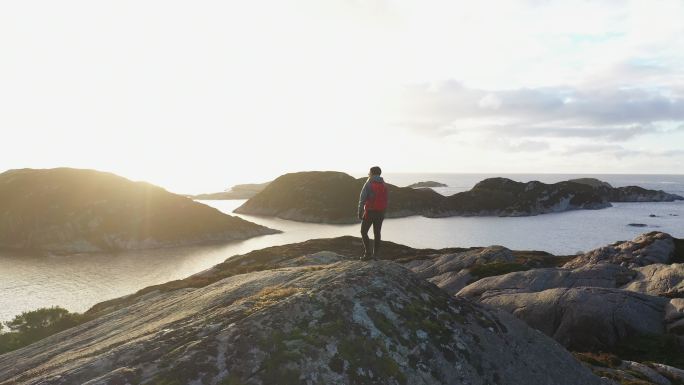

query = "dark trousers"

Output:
[[361, 210, 384, 258]]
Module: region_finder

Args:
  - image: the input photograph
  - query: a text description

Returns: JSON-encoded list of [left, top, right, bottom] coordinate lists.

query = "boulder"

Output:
[[458, 263, 632, 298], [622, 264, 684, 297], [564, 232, 676, 269], [474, 287, 668, 351]]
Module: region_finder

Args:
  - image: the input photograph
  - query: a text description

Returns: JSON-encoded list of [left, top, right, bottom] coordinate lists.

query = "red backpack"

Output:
[[365, 181, 388, 211]]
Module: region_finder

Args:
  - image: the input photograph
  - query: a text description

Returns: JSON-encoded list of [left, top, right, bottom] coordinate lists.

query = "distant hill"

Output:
[[191, 181, 270, 200], [0, 168, 279, 253]]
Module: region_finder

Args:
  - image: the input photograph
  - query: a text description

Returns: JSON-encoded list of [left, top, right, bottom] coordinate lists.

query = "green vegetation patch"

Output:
[[0, 306, 90, 354], [673, 237, 684, 264], [469, 262, 530, 281], [610, 333, 684, 370], [337, 335, 407, 385]]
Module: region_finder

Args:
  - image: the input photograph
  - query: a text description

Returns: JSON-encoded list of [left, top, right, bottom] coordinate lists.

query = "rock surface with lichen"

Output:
[[0, 260, 602, 385]]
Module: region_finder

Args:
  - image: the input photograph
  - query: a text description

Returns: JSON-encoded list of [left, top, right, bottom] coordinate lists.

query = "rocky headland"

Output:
[[234, 171, 442, 223], [427, 177, 611, 217], [569, 178, 683, 202], [2, 232, 684, 384], [234, 171, 682, 223], [0, 168, 278, 253], [190, 181, 271, 200]]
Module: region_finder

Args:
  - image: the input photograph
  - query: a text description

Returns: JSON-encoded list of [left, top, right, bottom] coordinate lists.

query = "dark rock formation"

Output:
[[0, 260, 602, 385], [568, 178, 614, 189], [427, 178, 611, 217], [610, 186, 683, 202], [407, 181, 448, 188], [569, 178, 683, 202], [234, 171, 442, 223], [191, 181, 270, 200], [0, 168, 278, 253], [235, 173, 682, 223]]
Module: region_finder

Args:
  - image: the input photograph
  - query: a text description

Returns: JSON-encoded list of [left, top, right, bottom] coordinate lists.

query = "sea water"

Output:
[[1, 173, 683, 322]]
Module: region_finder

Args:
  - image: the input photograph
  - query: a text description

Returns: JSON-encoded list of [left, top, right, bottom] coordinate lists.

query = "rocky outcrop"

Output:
[[455, 232, 684, 354], [407, 181, 448, 188], [623, 264, 684, 297], [235, 172, 682, 223], [428, 178, 611, 217], [472, 286, 668, 351], [234, 171, 442, 223], [610, 186, 683, 202], [403, 246, 568, 295], [457, 264, 634, 298], [0, 168, 278, 253], [563, 232, 678, 269], [0, 261, 602, 385], [191, 181, 270, 200], [569, 178, 683, 202]]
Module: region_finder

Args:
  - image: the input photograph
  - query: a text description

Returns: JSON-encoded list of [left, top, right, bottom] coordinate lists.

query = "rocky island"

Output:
[[234, 171, 442, 223], [407, 181, 448, 188], [0, 168, 278, 253], [2, 232, 684, 384], [569, 178, 683, 202], [190, 181, 271, 200], [427, 177, 611, 217], [234, 171, 682, 223]]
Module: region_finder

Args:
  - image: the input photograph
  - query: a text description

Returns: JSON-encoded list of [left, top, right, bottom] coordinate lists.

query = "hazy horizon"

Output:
[[2, 1, 683, 194], [3, 166, 684, 195]]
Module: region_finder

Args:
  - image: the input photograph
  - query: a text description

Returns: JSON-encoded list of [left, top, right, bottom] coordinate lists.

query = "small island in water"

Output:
[[407, 180, 448, 188]]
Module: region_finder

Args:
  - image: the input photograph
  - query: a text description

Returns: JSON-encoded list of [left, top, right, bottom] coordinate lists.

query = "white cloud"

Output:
[[478, 94, 502, 110], [1, 0, 683, 190]]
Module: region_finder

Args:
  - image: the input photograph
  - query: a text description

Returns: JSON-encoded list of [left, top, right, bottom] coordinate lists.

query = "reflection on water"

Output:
[[2, 192, 684, 323]]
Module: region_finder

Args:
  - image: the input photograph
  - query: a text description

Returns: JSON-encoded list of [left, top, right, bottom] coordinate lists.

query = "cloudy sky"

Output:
[[1, 0, 682, 193]]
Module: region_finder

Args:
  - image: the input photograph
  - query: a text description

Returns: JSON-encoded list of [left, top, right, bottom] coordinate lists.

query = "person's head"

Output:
[[369, 166, 382, 177]]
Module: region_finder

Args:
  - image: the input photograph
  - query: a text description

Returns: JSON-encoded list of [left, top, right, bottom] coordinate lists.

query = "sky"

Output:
[[1, 0, 683, 194]]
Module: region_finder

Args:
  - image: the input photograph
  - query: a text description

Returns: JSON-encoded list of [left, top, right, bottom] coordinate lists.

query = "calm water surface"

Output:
[[1, 173, 683, 322]]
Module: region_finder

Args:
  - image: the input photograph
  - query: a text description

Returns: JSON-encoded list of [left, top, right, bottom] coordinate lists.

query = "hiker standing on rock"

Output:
[[358, 166, 388, 260]]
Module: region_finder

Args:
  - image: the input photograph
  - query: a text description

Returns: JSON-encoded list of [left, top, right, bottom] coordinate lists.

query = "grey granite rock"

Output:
[[564, 232, 676, 269], [0, 261, 602, 385], [475, 287, 668, 351]]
